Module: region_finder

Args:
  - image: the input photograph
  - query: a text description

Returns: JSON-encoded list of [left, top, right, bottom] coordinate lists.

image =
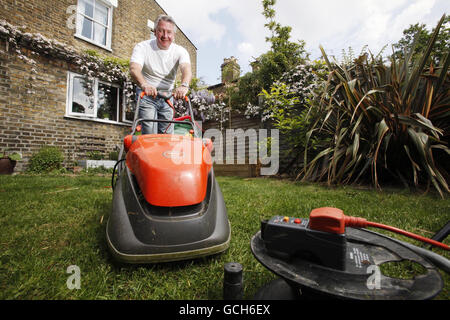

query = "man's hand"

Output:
[[173, 86, 189, 100], [130, 63, 158, 98], [174, 63, 191, 100], [142, 83, 157, 98]]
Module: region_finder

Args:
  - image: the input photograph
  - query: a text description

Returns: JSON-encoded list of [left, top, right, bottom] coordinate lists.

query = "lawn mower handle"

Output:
[[130, 90, 198, 137], [139, 91, 189, 102]]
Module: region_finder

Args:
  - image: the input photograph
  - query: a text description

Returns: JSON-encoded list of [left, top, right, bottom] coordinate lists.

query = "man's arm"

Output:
[[130, 62, 157, 97], [173, 62, 192, 99]]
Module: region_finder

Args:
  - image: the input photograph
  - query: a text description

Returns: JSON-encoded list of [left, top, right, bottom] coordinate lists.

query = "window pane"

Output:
[[124, 97, 136, 122], [97, 83, 118, 121], [94, 3, 108, 25], [80, 0, 94, 18], [72, 76, 95, 115], [93, 23, 107, 46], [81, 16, 93, 39]]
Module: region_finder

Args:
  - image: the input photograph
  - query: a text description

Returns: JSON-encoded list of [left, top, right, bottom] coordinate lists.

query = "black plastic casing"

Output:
[[261, 216, 347, 270], [106, 166, 231, 263]]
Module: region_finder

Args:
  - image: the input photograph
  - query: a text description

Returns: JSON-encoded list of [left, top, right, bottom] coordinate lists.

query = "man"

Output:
[[130, 14, 192, 134]]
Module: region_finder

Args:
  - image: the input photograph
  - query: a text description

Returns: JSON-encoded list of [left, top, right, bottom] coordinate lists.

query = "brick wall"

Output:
[[0, 0, 197, 76], [0, 41, 129, 171], [0, 0, 197, 172]]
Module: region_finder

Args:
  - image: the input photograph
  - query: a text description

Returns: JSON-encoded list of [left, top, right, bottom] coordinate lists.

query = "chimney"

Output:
[[250, 57, 261, 73], [221, 56, 240, 83]]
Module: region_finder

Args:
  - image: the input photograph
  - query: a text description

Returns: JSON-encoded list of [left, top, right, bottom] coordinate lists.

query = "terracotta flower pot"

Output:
[[0, 157, 17, 175]]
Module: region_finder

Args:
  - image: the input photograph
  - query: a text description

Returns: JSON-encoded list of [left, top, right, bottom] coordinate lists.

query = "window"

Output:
[[97, 81, 119, 121], [122, 96, 136, 123], [76, 0, 113, 49], [70, 75, 95, 117], [66, 72, 132, 124]]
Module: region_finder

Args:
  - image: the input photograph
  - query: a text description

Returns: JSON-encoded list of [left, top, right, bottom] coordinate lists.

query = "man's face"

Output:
[[155, 20, 175, 50]]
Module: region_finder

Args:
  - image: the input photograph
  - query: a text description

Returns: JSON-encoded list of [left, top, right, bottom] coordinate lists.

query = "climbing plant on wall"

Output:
[[0, 19, 135, 102]]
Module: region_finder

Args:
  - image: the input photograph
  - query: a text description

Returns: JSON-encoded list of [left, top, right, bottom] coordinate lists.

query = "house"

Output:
[[0, 0, 197, 171]]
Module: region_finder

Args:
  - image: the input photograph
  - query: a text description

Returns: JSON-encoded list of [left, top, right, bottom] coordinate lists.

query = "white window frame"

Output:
[[66, 72, 97, 119], [66, 72, 126, 125], [75, 0, 114, 51]]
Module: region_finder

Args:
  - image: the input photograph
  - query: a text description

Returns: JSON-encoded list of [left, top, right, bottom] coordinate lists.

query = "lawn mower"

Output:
[[106, 91, 231, 263], [249, 207, 449, 300]]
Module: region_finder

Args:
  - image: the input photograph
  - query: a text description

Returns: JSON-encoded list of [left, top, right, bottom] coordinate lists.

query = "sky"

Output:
[[156, 0, 449, 86]]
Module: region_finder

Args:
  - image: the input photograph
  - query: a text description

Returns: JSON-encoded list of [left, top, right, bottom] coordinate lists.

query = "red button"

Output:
[[294, 218, 301, 224]]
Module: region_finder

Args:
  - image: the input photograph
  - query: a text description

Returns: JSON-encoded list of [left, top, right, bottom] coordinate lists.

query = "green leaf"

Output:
[[431, 144, 450, 155], [403, 14, 446, 101], [303, 147, 333, 178], [9, 153, 21, 161], [351, 89, 384, 122], [404, 145, 420, 186], [397, 115, 443, 136], [352, 132, 360, 159]]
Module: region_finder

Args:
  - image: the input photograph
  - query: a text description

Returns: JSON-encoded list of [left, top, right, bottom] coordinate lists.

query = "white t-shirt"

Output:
[[130, 39, 191, 91]]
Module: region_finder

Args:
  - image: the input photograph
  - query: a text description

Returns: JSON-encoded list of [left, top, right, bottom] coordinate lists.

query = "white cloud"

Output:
[[238, 42, 255, 55], [389, 0, 436, 40], [155, 0, 448, 83], [237, 42, 257, 72], [156, 0, 230, 44], [274, 0, 442, 59]]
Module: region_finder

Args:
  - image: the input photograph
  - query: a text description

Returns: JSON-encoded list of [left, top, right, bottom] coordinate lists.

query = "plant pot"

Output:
[[72, 166, 83, 174], [0, 157, 17, 175]]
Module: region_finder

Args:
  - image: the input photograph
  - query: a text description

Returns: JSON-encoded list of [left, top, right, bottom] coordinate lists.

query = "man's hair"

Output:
[[154, 14, 177, 33]]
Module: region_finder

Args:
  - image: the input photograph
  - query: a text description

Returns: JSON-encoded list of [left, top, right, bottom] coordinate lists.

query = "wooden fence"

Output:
[[202, 111, 296, 177]]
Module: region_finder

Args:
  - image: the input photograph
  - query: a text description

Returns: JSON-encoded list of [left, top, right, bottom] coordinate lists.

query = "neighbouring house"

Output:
[[0, 0, 197, 171]]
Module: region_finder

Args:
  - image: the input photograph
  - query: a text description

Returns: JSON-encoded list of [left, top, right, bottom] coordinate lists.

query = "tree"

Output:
[[393, 15, 449, 65], [262, 0, 306, 64], [231, 0, 308, 109]]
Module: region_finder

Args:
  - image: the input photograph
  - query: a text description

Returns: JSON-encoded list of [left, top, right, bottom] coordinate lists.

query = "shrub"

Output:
[[256, 60, 328, 174], [300, 15, 450, 197], [87, 151, 104, 160], [108, 151, 119, 161], [27, 146, 64, 173]]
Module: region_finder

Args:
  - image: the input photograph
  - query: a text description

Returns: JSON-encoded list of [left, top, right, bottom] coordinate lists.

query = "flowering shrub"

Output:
[[0, 19, 135, 99], [173, 89, 229, 128], [243, 61, 327, 123], [278, 61, 328, 101], [250, 60, 328, 174]]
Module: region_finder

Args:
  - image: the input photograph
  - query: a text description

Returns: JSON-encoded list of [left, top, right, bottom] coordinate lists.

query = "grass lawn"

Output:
[[0, 174, 448, 300]]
